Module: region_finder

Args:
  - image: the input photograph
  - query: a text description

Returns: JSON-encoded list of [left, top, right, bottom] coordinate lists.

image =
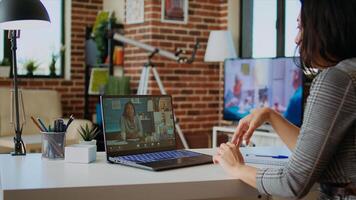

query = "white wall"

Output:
[[103, 0, 125, 23]]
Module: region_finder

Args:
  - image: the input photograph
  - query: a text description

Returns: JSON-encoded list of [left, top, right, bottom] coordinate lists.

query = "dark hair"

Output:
[[299, 0, 356, 69], [123, 101, 136, 118]]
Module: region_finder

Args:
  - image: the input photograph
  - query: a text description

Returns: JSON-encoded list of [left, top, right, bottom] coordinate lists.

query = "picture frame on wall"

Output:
[[161, 0, 188, 24], [126, 0, 145, 24]]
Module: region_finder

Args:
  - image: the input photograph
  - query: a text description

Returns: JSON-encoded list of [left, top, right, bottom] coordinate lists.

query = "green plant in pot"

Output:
[[49, 45, 65, 77], [24, 59, 39, 77], [78, 124, 100, 145], [0, 58, 11, 78], [49, 54, 57, 77]]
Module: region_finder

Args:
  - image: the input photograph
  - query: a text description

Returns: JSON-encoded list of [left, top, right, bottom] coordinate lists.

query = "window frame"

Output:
[[240, 0, 292, 58], [2, 0, 65, 79]]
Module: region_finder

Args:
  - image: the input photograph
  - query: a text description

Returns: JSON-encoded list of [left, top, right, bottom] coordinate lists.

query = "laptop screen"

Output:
[[101, 95, 176, 155]]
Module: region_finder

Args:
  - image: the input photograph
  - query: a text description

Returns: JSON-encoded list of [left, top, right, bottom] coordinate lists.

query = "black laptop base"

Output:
[[142, 154, 213, 171], [109, 153, 213, 171]]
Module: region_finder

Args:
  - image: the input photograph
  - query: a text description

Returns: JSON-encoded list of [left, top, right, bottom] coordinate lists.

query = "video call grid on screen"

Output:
[[224, 57, 303, 127], [102, 96, 176, 153]]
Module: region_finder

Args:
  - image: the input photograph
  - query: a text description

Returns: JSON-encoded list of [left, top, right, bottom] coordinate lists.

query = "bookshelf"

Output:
[[84, 23, 124, 120], [83, 22, 124, 151]]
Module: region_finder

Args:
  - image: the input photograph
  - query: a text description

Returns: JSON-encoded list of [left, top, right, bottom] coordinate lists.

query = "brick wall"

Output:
[[124, 0, 228, 148], [0, 0, 103, 118], [0, 0, 229, 148]]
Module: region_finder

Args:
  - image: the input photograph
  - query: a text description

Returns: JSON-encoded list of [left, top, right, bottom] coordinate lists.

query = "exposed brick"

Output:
[[0, 0, 103, 119], [0, 0, 228, 148]]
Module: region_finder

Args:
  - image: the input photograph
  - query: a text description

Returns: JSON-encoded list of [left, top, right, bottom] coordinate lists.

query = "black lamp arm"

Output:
[[8, 30, 26, 156]]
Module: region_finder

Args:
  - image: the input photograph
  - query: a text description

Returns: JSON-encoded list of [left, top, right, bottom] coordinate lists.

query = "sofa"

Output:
[[0, 88, 92, 153]]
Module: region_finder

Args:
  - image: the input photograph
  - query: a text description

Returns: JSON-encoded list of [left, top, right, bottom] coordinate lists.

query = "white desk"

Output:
[[0, 148, 289, 200]]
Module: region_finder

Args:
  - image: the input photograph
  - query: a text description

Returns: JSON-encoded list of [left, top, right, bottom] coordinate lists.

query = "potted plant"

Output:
[[78, 124, 100, 145], [49, 45, 65, 77], [49, 54, 57, 77], [65, 123, 99, 163], [24, 59, 39, 77], [0, 58, 11, 78]]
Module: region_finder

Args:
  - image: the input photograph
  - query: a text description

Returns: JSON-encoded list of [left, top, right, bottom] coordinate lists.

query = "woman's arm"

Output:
[[217, 67, 356, 198], [266, 109, 300, 150], [213, 142, 258, 188], [231, 108, 300, 150], [255, 68, 355, 198]]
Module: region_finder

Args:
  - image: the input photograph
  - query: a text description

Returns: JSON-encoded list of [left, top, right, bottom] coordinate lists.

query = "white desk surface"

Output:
[[0, 147, 289, 200]]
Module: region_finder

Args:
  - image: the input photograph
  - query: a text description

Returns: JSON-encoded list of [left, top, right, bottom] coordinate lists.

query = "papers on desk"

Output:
[[243, 154, 289, 167], [241, 146, 291, 167]]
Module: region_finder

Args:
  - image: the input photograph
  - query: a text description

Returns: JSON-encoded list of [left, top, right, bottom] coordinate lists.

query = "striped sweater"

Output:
[[256, 58, 356, 199]]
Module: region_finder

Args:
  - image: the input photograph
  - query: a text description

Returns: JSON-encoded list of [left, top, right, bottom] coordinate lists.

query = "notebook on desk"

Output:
[[241, 147, 291, 167], [100, 95, 213, 171], [244, 154, 289, 166]]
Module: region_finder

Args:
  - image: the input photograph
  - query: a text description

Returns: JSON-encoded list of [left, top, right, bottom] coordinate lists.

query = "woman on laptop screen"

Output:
[[214, 0, 356, 199], [121, 101, 143, 141]]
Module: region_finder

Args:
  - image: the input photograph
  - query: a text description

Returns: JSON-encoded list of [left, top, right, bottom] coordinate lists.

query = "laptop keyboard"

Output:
[[112, 150, 202, 164]]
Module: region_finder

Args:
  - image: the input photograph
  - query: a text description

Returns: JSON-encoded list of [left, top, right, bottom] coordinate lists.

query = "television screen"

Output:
[[223, 57, 303, 127]]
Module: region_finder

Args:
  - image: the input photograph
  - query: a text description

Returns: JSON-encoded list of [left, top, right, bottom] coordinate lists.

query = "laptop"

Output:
[[100, 95, 213, 171]]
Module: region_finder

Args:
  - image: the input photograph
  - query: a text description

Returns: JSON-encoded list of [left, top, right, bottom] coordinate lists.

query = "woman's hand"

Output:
[[213, 142, 245, 179], [231, 108, 271, 146]]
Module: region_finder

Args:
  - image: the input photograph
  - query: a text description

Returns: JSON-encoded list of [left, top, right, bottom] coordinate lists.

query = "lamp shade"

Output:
[[0, 0, 50, 30], [204, 30, 237, 62]]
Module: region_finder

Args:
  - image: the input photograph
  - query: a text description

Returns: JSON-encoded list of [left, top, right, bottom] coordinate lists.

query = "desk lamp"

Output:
[[0, 0, 50, 156], [204, 31, 237, 124]]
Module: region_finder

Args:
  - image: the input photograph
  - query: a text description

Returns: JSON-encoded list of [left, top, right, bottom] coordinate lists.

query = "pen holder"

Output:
[[41, 131, 66, 159]]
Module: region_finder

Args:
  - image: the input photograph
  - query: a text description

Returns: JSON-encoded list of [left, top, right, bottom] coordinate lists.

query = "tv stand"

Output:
[[212, 125, 285, 148]]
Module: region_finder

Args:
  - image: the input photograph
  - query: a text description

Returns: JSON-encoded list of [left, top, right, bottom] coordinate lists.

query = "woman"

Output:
[[121, 101, 143, 141], [214, 0, 356, 199]]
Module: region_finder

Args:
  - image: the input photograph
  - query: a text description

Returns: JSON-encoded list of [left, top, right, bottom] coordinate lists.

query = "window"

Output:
[[285, 0, 301, 57], [0, 31, 3, 61], [2, 0, 64, 77], [252, 0, 277, 58], [241, 0, 301, 58]]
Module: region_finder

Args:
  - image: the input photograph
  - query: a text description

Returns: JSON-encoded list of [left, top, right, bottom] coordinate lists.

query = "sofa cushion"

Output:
[[0, 88, 62, 136]]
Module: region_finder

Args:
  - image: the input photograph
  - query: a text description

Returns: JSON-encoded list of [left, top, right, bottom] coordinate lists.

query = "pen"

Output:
[[37, 117, 49, 132], [66, 114, 74, 129], [245, 154, 289, 159], [55, 119, 66, 132], [54, 120, 58, 132], [31, 116, 44, 132]]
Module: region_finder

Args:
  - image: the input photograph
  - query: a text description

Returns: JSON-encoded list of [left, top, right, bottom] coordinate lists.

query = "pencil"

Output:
[[31, 116, 44, 132], [37, 117, 49, 132]]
